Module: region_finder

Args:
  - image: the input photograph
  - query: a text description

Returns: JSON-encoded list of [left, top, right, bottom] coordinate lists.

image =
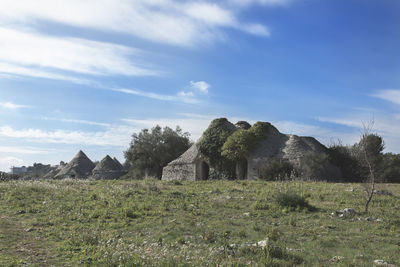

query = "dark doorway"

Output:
[[201, 161, 209, 180], [236, 159, 248, 180], [196, 160, 209, 180]]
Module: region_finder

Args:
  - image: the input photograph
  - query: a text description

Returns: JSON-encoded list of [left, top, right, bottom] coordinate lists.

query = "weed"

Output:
[[276, 190, 314, 211]]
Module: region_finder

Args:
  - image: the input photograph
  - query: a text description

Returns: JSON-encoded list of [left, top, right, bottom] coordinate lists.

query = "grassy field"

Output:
[[0, 179, 399, 266]]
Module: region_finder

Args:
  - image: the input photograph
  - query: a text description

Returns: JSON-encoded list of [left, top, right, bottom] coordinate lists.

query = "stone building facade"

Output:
[[162, 120, 339, 181]]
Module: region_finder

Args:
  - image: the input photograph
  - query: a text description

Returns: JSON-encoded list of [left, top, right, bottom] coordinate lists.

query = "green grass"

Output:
[[0, 179, 399, 266]]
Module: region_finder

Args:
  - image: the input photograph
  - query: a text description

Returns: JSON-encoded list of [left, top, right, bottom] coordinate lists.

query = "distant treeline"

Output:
[[327, 143, 400, 183]]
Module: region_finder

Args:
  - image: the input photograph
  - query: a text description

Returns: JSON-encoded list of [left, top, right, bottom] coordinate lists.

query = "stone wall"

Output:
[[161, 164, 196, 181]]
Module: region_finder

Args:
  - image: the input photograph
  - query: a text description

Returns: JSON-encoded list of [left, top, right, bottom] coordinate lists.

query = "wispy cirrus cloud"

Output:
[[0, 146, 52, 154], [0, 125, 132, 147], [41, 117, 111, 127], [228, 0, 292, 7], [0, 101, 30, 109], [0, 0, 270, 48], [113, 87, 202, 104], [0, 62, 94, 84], [0, 1, 274, 86], [0, 27, 156, 79], [371, 89, 400, 105]]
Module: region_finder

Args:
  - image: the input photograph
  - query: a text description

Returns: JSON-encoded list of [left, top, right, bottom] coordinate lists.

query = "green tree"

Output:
[[328, 143, 361, 182], [261, 159, 294, 181], [124, 125, 191, 179], [197, 118, 236, 178], [380, 153, 400, 183]]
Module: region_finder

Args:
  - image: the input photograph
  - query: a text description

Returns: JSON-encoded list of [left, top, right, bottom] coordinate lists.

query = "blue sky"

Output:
[[0, 0, 399, 171]]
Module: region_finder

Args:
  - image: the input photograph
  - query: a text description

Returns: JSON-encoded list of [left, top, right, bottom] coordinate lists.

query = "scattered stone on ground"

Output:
[[330, 256, 345, 263], [286, 247, 303, 252], [365, 217, 382, 222], [335, 208, 356, 217], [374, 259, 397, 266], [374, 190, 393, 196]]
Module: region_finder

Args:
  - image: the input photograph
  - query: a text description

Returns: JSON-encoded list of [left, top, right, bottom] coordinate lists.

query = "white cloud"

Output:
[[113, 88, 201, 104], [0, 146, 51, 154], [113, 88, 177, 101], [0, 156, 24, 171], [184, 3, 236, 26], [372, 89, 400, 105], [0, 62, 93, 84], [240, 23, 270, 37], [228, 0, 291, 7], [41, 117, 111, 127], [190, 81, 210, 94], [0, 125, 132, 147], [0, 101, 30, 109], [178, 91, 195, 97], [0, 27, 155, 78], [0, 0, 270, 48]]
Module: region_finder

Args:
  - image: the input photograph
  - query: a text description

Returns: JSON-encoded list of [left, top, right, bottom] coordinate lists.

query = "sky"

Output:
[[0, 0, 399, 171]]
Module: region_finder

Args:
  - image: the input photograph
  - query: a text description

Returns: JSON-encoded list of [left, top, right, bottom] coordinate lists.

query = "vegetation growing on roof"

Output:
[[197, 118, 237, 178], [221, 121, 270, 162]]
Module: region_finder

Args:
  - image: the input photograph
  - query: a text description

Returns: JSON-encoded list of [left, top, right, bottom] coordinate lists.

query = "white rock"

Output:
[[330, 256, 345, 262], [343, 208, 356, 215], [253, 238, 269, 248], [374, 259, 396, 266]]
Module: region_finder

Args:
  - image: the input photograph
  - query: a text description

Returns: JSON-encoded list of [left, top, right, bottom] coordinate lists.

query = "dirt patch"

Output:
[[0, 215, 53, 266]]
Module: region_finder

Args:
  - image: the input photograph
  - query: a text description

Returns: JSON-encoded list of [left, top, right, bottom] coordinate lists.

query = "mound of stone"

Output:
[[91, 155, 126, 180], [55, 150, 95, 179]]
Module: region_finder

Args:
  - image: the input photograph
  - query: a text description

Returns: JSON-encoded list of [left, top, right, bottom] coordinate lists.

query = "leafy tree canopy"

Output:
[[328, 144, 361, 182], [381, 153, 400, 183], [221, 122, 270, 162], [197, 118, 236, 167], [125, 125, 191, 179], [354, 133, 385, 180]]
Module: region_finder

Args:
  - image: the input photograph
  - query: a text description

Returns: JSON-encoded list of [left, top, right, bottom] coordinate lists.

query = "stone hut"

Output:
[[55, 150, 95, 179], [162, 119, 340, 181], [91, 155, 126, 180], [43, 161, 67, 179], [245, 123, 332, 179], [161, 144, 210, 181], [113, 157, 124, 170]]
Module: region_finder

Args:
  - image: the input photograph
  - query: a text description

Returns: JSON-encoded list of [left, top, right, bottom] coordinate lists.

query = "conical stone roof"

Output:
[[113, 157, 124, 170], [55, 150, 95, 179], [93, 155, 121, 172]]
